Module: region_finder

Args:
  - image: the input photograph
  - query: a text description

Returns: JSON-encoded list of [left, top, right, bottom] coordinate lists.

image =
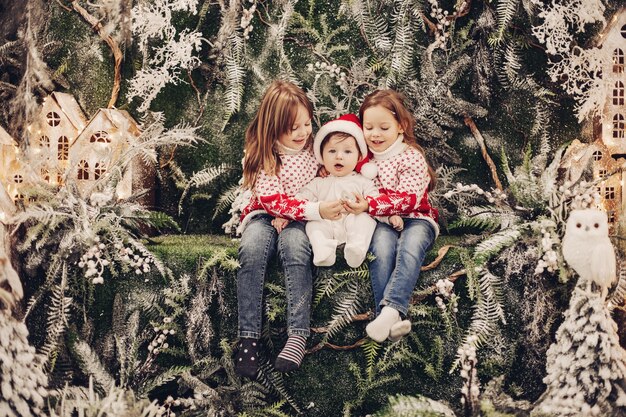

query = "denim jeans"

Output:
[[237, 214, 313, 339], [369, 218, 436, 316]]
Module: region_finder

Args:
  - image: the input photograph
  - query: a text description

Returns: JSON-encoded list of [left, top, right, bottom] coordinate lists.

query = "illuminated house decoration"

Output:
[[70, 107, 155, 204], [592, 8, 626, 231], [29, 91, 88, 185], [0, 92, 155, 207], [0, 125, 38, 205]]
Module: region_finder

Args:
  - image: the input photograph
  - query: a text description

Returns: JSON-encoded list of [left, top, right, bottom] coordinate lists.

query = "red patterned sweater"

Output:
[[238, 145, 321, 232], [366, 137, 439, 236]]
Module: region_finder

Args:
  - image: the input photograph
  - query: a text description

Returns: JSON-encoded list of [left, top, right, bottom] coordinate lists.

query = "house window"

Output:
[[57, 173, 63, 184], [94, 161, 106, 180], [90, 131, 110, 143], [592, 150, 603, 161], [58, 136, 69, 161], [46, 112, 61, 127], [14, 194, 25, 203], [613, 49, 625, 73], [13, 174, 23, 183], [607, 210, 616, 223], [40, 135, 49, 147], [613, 114, 625, 139], [598, 169, 607, 178], [613, 81, 625, 105], [41, 169, 50, 182], [78, 160, 89, 180], [622, 24, 626, 39], [604, 186, 616, 200]]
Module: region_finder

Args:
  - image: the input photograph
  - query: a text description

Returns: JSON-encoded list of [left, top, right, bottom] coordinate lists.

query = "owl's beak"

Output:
[[584, 226, 589, 231]]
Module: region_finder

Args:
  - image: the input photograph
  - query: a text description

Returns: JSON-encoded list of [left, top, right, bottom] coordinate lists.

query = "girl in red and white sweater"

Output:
[[234, 80, 343, 378], [345, 89, 439, 343]]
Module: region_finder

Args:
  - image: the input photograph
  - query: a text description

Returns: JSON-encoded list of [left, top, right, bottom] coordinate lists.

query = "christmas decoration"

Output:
[[1, 1, 626, 416], [0, 92, 155, 204], [532, 284, 626, 416]]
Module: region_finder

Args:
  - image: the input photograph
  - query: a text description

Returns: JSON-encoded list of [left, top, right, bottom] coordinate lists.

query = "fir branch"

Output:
[[71, 340, 116, 393], [138, 365, 191, 397]]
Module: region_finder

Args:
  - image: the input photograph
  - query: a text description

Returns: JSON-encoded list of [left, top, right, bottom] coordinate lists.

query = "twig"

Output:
[[464, 116, 503, 191], [307, 337, 367, 354], [69, 1, 122, 108], [55, 0, 72, 12]]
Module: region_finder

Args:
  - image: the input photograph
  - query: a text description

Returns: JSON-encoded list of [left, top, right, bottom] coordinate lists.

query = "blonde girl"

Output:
[[345, 89, 439, 343], [234, 80, 343, 377]]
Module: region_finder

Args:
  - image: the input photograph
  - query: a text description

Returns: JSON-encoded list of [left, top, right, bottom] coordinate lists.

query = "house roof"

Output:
[[0, 125, 17, 146], [595, 7, 626, 47], [50, 92, 88, 132], [78, 109, 141, 137]]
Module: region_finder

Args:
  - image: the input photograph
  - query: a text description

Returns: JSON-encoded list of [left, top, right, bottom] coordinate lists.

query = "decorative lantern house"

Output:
[[0, 125, 38, 204], [69, 108, 155, 205], [591, 7, 626, 231], [29, 91, 88, 185]]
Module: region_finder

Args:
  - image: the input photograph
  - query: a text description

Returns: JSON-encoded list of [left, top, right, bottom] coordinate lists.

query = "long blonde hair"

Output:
[[359, 89, 437, 190], [242, 80, 313, 189]]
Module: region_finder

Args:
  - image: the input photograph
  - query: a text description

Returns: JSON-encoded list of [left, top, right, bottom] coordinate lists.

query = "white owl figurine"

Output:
[[562, 209, 617, 299]]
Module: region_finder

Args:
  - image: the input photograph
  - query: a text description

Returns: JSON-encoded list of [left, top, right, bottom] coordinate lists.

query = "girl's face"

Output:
[[278, 104, 312, 151], [362, 105, 404, 153], [321, 135, 360, 177]]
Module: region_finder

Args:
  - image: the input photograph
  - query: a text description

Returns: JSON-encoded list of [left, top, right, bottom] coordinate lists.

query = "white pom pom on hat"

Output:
[[313, 113, 378, 179]]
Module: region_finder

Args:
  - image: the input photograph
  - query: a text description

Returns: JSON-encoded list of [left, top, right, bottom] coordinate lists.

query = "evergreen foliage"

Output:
[[1, 0, 626, 416]]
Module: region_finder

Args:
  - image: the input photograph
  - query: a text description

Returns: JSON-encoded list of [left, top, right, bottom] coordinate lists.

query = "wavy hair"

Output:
[[359, 89, 436, 190], [242, 80, 313, 189]]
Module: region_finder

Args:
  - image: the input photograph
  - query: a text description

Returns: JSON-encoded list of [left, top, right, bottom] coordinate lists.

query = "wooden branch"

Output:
[[464, 116, 503, 191], [55, 0, 72, 12], [69, 1, 122, 108], [307, 337, 367, 354]]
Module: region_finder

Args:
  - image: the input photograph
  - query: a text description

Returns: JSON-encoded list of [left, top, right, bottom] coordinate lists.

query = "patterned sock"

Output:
[[234, 338, 259, 378], [365, 306, 400, 342], [274, 335, 307, 372]]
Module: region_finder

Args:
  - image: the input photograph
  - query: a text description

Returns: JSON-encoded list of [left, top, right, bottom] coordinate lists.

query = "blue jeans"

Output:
[[369, 218, 436, 316], [237, 215, 313, 339]]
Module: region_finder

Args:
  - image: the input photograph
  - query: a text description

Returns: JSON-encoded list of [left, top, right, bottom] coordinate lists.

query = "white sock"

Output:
[[365, 306, 400, 342], [310, 233, 337, 266], [344, 243, 367, 268], [313, 248, 336, 266], [388, 319, 411, 342]]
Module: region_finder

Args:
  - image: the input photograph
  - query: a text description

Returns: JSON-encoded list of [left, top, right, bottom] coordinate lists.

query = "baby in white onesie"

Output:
[[273, 114, 402, 267], [296, 114, 402, 267]]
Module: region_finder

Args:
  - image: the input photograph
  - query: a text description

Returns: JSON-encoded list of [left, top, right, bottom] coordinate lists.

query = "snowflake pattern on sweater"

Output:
[[239, 149, 320, 229], [367, 144, 439, 227]]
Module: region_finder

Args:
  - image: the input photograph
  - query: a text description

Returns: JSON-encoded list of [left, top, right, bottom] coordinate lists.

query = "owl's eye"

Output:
[[576, 223, 581, 228], [594, 223, 599, 228]]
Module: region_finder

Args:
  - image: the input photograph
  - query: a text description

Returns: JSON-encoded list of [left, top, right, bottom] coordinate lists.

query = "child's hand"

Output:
[[320, 200, 344, 220], [389, 215, 404, 231], [272, 217, 291, 233], [317, 165, 330, 178], [342, 193, 369, 215]]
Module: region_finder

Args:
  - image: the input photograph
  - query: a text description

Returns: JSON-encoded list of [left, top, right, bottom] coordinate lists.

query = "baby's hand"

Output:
[[342, 193, 369, 215], [272, 217, 291, 233], [389, 215, 404, 231], [320, 200, 344, 220]]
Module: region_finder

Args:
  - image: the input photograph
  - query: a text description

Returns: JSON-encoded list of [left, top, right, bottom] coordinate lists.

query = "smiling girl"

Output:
[[345, 89, 439, 343], [234, 80, 344, 377]]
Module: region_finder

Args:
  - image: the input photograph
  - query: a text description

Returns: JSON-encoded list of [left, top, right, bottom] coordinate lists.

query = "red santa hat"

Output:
[[313, 113, 378, 179]]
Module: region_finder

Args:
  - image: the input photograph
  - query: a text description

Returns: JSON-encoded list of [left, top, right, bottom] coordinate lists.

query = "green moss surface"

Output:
[[140, 233, 537, 416]]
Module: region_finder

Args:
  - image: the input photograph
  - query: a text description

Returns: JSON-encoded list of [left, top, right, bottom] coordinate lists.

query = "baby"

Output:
[[273, 114, 401, 267]]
